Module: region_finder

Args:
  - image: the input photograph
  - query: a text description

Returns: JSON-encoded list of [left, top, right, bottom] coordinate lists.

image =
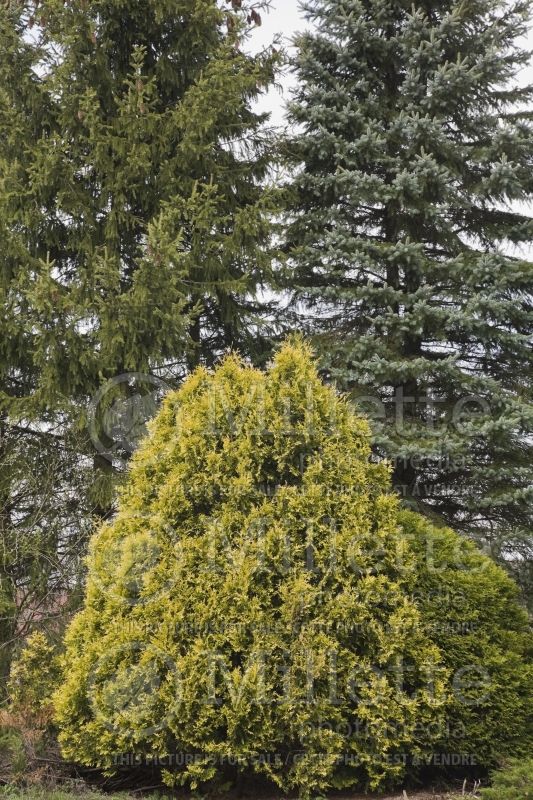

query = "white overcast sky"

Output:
[[248, 0, 533, 128], [248, 0, 306, 126]]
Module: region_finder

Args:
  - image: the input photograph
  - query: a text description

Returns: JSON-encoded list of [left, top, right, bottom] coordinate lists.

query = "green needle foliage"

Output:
[[285, 0, 533, 600], [1, 0, 280, 389], [0, 0, 280, 671], [478, 758, 533, 800], [54, 341, 531, 797], [0, 0, 280, 495], [0, 417, 90, 688]]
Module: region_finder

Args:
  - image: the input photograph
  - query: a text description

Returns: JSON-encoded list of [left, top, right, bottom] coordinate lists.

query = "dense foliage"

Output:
[[0, 0, 280, 672], [54, 343, 531, 797], [7, 632, 61, 715], [0, 633, 62, 783], [478, 758, 533, 800], [285, 0, 533, 597], [0, 0, 531, 790]]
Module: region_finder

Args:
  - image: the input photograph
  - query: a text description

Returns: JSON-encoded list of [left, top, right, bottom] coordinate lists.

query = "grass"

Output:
[[0, 785, 483, 800], [0, 789, 133, 800]]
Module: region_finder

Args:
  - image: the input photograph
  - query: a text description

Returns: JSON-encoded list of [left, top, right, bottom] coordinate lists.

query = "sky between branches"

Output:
[[249, 0, 533, 128]]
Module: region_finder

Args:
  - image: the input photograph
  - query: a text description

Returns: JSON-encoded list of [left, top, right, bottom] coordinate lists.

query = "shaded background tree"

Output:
[[285, 0, 533, 601], [0, 0, 281, 678]]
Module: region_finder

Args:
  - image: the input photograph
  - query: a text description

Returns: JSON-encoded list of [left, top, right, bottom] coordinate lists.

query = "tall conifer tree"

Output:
[[0, 7, 93, 677], [0, 0, 279, 669], [0, 0, 279, 481], [286, 0, 533, 595]]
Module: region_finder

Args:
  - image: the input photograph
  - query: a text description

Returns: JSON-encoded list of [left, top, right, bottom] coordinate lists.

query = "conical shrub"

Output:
[[54, 342, 531, 796]]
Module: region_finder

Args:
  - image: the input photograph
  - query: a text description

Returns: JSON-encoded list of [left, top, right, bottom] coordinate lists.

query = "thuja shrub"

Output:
[[8, 632, 61, 715], [0, 633, 62, 782], [478, 758, 533, 800], [54, 342, 532, 797], [401, 512, 532, 770]]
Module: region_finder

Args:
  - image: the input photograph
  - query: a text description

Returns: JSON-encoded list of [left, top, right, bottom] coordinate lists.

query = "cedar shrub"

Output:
[[54, 342, 532, 796]]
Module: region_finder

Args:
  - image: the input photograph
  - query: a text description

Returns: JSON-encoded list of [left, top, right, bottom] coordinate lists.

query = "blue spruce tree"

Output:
[[286, 0, 533, 600]]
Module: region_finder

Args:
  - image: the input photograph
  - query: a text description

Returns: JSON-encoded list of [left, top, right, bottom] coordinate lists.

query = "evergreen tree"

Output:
[[54, 342, 532, 796], [0, 19, 92, 676], [0, 0, 279, 677], [0, 0, 279, 498], [285, 0, 533, 598]]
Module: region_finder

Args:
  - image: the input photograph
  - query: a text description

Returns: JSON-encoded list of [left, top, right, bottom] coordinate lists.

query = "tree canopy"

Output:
[[285, 0, 533, 597]]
